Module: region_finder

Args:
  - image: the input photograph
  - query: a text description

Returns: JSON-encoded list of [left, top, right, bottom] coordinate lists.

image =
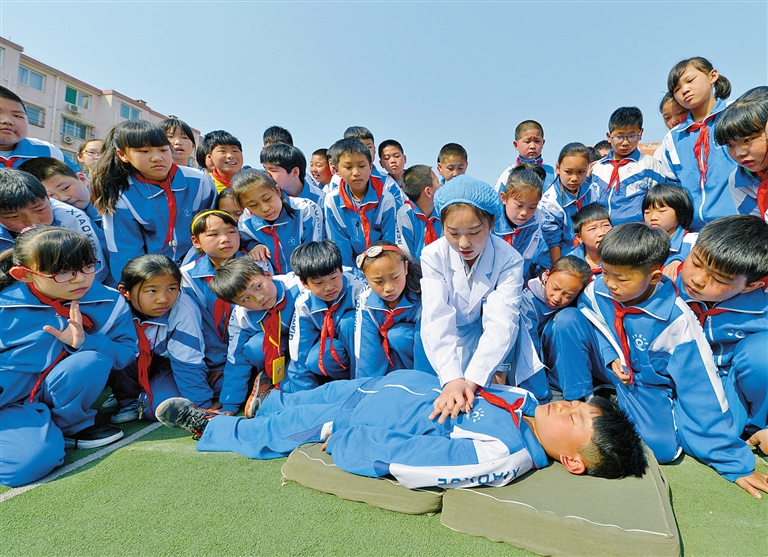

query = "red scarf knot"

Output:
[[378, 306, 407, 366], [611, 300, 645, 385], [476, 387, 525, 428], [318, 298, 347, 375], [339, 176, 384, 249], [135, 164, 179, 249]]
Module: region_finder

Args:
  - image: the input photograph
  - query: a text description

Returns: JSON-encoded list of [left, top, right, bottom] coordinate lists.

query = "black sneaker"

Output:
[[244, 371, 274, 419], [64, 424, 124, 449], [155, 398, 222, 439]]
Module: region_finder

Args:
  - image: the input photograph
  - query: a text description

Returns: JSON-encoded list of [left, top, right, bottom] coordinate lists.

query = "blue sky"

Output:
[[3, 1, 767, 184]]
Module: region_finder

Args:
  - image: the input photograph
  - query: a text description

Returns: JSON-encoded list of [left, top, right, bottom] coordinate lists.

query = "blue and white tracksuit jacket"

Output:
[[324, 178, 397, 269], [198, 369, 550, 489], [394, 202, 442, 260], [1, 137, 78, 172], [492, 213, 544, 281], [520, 276, 560, 360], [219, 277, 301, 413], [238, 197, 324, 274], [590, 149, 666, 225], [324, 172, 406, 210], [666, 226, 697, 267], [659, 99, 738, 231], [291, 177, 326, 209], [494, 162, 556, 194], [539, 178, 594, 257], [101, 166, 216, 284], [728, 167, 767, 222], [353, 288, 422, 378]]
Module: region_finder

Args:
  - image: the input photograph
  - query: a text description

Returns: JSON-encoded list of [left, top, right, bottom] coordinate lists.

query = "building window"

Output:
[[120, 103, 140, 120], [0, 48, 5, 68], [18, 65, 45, 91], [62, 150, 79, 167], [26, 105, 45, 127], [65, 86, 90, 109], [61, 117, 92, 141]]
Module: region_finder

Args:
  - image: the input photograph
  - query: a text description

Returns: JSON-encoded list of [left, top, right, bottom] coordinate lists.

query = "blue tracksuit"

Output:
[[590, 149, 666, 225], [238, 197, 324, 275], [291, 176, 326, 209], [493, 212, 544, 280], [666, 226, 697, 267], [728, 166, 766, 222], [659, 99, 738, 231], [353, 288, 423, 378], [0, 281, 137, 486], [219, 277, 302, 413], [539, 178, 594, 258], [101, 165, 216, 284], [198, 369, 549, 489], [494, 161, 556, 193], [395, 201, 442, 260], [0, 137, 79, 172], [520, 276, 560, 359]]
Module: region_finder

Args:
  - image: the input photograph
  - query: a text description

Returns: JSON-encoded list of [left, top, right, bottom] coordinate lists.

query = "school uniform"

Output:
[[0, 281, 137, 487], [324, 177, 397, 269], [282, 271, 367, 393], [590, 149, 666, 225], [492, 213, 544, 281], [101, 165, 217, 284], [665, 226, 697, 267], [198, 369, 550, 489], [289, 177, 326, 209], [494, 160, 556, 194], [218, 276, 302, 414], [659, 100, 738, 231], [324, 172, 405, 209], [394, 201, 442, 260], [0, 137, 78, 172], [728, 166, 767, 223], [353, 288, 423, 378], [539, 178, 594, 258]]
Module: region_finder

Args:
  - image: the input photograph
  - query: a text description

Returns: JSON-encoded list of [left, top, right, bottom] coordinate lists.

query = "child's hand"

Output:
[[610, 359, 631, 386], [248, 244, 271, 264], [42, 299, 86, 350], [662, 261, 681, 280], [735, 470, 768, 499], [321, 434, 332, 452], [747, 429, 768, 454], [429, 378, 477, 424], [209, 400, 223, 411]]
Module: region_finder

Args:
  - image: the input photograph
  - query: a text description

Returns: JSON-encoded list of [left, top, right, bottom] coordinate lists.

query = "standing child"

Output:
[[436, 143, 468, 184], [659, 57, 737, 231], [395, 164, 442, 260], [234, 169, 323, 274], [642, 183, 696, 276], [160, 118, 196, 168], [310, 149, 333, 188], [378, 140, 407, 185], [201, 130, 244, 192], [494, 120, 555, 193], [91, 120, 216, 284], [569, 203, 613, 274], [0, 227, 136, 486], [110, 255, 215, 423], [261, 143, 325, 207], [354, 241, 424, 378]]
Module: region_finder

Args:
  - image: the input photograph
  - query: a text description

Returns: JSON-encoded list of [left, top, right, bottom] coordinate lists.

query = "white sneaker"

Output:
[[110, 401, 139, 424]]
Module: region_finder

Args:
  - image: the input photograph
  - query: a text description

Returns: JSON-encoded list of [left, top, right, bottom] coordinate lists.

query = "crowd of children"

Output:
[[1, 56, 767, 499]]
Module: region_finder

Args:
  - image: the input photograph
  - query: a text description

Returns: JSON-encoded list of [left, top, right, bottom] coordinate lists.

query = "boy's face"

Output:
[[543, 270, 584, 309], [309, 155, 333, 185], [336, 153, 372, 198], [661, 99, 688, 130], [303, 269, 344, 303], [725, 129, 768, 175], [531, 400, 597, 471], [501, 190, 540, 227], [360, 139, 376, 164], [263, 163, 302, 193], [233, 274, 278, 311], [576, 219, 612, 252], [607, 126, 643, 159], [514, 129, 545, 160], [41, 173, 91, 210], [207, 145, 243, 178], [0, 98, 29, 148], [601, 263, 661, 306], [191, 215, 240, 264], [680, 249, 763, 303], [0, 198, 54, 232], [436, 155, 467, 182], [380, 146, 406, 181], [117, 146, 173, 181]]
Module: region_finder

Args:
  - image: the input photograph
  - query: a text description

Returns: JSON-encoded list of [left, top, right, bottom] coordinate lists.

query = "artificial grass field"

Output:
[[1, 418, 766, 557]]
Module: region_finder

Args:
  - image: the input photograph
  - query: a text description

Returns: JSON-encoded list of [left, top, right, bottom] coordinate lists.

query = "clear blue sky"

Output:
[[3, 1, 767, 184]]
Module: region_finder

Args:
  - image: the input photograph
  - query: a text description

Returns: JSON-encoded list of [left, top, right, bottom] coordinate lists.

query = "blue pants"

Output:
[[721, 331, 768, 435]]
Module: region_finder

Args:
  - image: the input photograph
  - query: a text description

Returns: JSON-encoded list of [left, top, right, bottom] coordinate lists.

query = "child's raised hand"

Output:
[[747, 429, 768, 454], [429, 378, 477, 424], [248, 244, 271, 264], [610, 359, 632, 386], [662, 261, 681, 280], [42, 299, 86, 350]]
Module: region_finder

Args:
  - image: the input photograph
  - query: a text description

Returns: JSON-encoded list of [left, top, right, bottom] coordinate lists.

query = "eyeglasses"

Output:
[[82, 150, 101, 157], [355, 245, 403, 269], [609, 133, 642, 143], [19, 261, 101, 283]]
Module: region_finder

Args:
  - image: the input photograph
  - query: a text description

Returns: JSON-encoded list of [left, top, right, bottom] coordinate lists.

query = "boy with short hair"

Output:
[[569, 203, 613, 273], [343, 126, 383, 178], [593, 140, 611, 158], [157, 368, 648, 486], [590, 107, 666, 225], [260, 143, 325, 207], [281, 241, 366, 392], [378, 139, 407, 184], [324, 139, 397, 268], [395, 164, 442, 259], [675, 215, 768, 438], [547, 223, 768, 498], [494, 120, 555, 193], [262, 125, 293, 148], [201, 130, 244, 192], [436, 143, 468, 184], [310, 148, 333, 187]]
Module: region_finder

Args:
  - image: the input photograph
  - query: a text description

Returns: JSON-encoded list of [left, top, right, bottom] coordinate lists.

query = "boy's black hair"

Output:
[[0, 86, 26, 112], [208, 257, 266, 303], [694, 215, 768, 284], [598, 223, 669, 272], [588, 147, 602, 163], [263, 126, 293, 146], [714, 86, 768, 146], [290, 240, 343, 282], [608, 107, 643, 132], [260, 143, 306, 183], [402, 164, 434, 203], [0, 169, 48, 212], [196, 141, 209, 169], [201, 130, 242, 154], [343, 126, 374, 143], [581, 396, 648, 479], [642, 183, 694, 230], [378, 139, 404, 159], [312, 148, 328, 159], [18, 157, 79, 181], [514, 120, 544, 140], [329, 138, 372, 166], [593, 140, 611, 152], [667, 57, 731, 101], [572, 203, 611, 236], [437, 143, 468, 164]]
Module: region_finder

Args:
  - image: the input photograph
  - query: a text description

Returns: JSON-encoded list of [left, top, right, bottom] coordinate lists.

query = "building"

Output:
[[0, 37, 200, 167]]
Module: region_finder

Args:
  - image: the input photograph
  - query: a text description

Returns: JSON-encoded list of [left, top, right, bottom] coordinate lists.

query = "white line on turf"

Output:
[[0, 422, 163, 503]]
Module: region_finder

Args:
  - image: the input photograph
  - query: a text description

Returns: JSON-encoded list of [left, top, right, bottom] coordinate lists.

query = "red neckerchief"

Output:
[[262, 296, 287, 382], [476, 387, 524, 428], [756, 170, 768, 220], [135, 164, 179, 249], [687, 303, 731, 328], [590, 267, 603, 275], [611, 300, 644, 385], [503, 228, 521, 248], [606, 159, 631, 194], [261, 226, 283, 274], [211, 167, 231, 189], [0, 156, 20, 168], [134, 320, 154, 410], [687, 114, 717, 190], [318, 298, 347, 376], [338, 176, 384, 249], [405, 200, 437, 245], [203, 276, 232, 342], [378, 307, 408, 366], [516, 156, 543, 167]]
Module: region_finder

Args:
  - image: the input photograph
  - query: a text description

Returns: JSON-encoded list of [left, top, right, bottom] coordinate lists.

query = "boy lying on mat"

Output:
[[156, 369, 646, 488]]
